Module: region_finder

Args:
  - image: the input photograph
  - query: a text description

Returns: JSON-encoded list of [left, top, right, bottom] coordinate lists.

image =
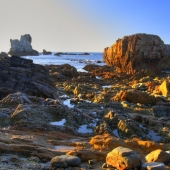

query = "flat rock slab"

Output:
[[141, 162, 166, 170]]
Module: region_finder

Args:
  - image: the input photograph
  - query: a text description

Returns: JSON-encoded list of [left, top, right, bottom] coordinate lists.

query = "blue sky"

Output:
[[0, 0, 169, 52]]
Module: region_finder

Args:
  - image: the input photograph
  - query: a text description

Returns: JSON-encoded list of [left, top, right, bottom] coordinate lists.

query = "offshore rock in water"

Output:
[[103, 33, 170, 75], [42, 49, 52, 55], [8, 34, 39, 56]]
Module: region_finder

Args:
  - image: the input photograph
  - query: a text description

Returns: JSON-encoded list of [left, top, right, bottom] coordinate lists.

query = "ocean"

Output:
[[21, 52, 104, 72]]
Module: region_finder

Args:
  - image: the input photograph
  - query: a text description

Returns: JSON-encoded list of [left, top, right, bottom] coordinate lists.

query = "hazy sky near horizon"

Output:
[[0, 0, 170, 52]]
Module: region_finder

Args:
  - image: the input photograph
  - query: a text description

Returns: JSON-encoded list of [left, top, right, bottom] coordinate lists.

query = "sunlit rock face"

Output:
[[8, 34, 39, 56], [103, 33, 170, 75]]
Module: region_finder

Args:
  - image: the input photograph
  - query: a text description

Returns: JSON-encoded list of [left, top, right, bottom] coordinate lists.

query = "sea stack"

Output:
[[103, 33, 170, 75], [8, 34, 39, 56]]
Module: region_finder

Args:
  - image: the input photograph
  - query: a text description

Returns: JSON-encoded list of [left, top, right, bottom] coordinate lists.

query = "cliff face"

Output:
[[8, 34, 39, 56], [103, 33, 170, 74]]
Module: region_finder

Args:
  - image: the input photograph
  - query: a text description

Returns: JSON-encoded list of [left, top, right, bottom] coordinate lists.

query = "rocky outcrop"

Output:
[[113, 89, 160, 105], [0, 55, 58, 99], [89, 134, 165, 155], [8, 34, 39, 56], [42, 49, 52, 55], [0, 52, 8, 58], [49, 64, 79, 79], [103, 33, 170, 75]]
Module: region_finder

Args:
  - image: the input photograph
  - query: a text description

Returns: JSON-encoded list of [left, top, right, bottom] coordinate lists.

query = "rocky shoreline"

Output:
[[1, 33, 170, 169]]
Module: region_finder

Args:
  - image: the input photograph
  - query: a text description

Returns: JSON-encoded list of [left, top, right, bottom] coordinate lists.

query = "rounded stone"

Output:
[[50, 155, 81, 167]]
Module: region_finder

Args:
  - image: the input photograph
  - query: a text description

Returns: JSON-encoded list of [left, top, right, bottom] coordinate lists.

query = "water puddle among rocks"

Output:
[[63, 99, 74, 108], [54, 145, 77, 152], [113, 129, 120, 138], [50, 119, 66, 126], [146, 130, 162, 142], [102, 85, 112, 88], [139, 124, 162, 142], [78, 125, 93, 133]]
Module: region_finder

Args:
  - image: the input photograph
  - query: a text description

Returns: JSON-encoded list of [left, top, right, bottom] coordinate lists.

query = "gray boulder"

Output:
[[50, 155, 81, 168], [152, 105, 170, 117], [8, 34, 39, 56]]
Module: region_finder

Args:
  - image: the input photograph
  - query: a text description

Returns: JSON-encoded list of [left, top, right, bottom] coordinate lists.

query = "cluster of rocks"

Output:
[[1, 33, 170, 169], [8, 34, 90, 57], [54, 52, 90, 56]]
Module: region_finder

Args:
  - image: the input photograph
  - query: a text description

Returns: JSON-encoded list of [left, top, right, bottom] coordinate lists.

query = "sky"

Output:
[[0, 0, 170, 52]]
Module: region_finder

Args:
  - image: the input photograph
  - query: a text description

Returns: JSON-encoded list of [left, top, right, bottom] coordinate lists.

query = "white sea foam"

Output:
[[21, 52, 104, 72]]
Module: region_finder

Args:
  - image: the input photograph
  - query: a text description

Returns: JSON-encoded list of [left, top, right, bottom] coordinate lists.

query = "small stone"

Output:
[[88, 159, 97, 165], [102, 163, 110, 168]]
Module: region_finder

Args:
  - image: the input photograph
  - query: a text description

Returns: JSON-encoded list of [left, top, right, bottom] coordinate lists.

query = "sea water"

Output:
[[22, 52, 104, 71]]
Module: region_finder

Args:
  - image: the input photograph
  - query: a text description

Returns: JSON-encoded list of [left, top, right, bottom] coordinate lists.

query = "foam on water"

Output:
[[22, 52, 104, 72]]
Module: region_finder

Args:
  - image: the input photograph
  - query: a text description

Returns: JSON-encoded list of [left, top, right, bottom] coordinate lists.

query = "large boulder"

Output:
[[8, 34, 39, 56], [50, 155, 81, 168], [145, 149, 170, 164], [106, 146, 141, 169], [103, 33, 170, 75]]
